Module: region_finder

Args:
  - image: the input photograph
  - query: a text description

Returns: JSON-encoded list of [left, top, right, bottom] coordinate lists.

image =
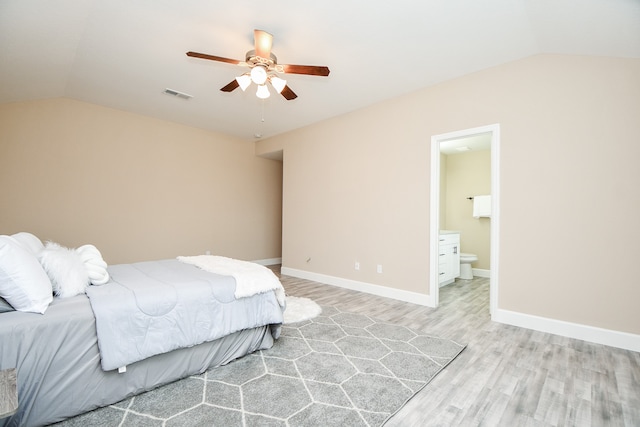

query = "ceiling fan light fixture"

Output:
[[270, 76, 287, 94], [236, 74, 251, 91], [250, 66, 268, 85], [256, 84, 270, 99]]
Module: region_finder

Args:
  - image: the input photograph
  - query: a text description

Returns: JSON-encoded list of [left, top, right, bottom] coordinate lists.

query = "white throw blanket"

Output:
[[177, 255, 285, 307]]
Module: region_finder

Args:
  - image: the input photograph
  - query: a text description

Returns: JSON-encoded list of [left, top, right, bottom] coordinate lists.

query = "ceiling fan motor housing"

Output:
[[245, 50, 284, 74]]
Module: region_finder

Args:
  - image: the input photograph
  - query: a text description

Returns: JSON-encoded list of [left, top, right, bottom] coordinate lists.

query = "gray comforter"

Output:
[[86, 259, 284, 371]]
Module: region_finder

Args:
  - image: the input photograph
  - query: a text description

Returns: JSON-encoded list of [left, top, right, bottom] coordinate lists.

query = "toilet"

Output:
[[459, 253, 478, 280]]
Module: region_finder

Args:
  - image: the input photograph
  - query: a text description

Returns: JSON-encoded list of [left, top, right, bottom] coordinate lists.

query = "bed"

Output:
[[0, 234, 285, 427]]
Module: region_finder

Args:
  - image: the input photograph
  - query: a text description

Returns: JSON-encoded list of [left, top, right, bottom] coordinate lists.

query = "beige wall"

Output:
[[443, 150, 491, 270], [257, 54, 640, 335], [0, 98, 283, 264]]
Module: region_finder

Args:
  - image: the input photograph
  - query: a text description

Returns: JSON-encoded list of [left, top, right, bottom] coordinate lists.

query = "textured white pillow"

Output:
[[0, 235, 53, 314], [11, 232, 45, 255], [38, 242, 90, 298], [76, 244, 110, 285]]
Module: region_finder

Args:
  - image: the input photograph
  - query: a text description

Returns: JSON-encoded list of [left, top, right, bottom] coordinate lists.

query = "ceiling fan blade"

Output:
[[281, 64, 330, 77], [220, 79, 240, 92], [280, 85, 298, 100], [254, 29, 273, 59], [186, 51, 241, 65]]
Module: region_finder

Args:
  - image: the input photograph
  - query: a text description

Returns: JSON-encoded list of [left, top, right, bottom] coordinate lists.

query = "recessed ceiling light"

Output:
[[456, 146, 471, 151]]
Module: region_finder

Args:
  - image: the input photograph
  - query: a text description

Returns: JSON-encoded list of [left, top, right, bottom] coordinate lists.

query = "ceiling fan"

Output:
[[186, 29, 330, 101]]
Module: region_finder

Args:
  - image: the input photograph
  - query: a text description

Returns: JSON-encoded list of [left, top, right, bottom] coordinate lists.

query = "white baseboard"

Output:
[[280, 267, 432, 306], [252, 257, 282, 266], [472, 268, 490, 278], [493, 308, 640, 353], [281, 267, 640, 352]]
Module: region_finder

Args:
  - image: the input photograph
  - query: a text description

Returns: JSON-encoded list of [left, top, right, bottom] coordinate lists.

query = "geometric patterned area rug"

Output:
[[54, 305, 465, 427]]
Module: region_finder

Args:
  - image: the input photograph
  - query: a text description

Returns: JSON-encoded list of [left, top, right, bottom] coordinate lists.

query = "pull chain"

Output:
[[254, 99, 265, 139]]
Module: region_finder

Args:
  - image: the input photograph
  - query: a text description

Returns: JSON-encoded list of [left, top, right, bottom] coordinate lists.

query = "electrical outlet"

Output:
[[355, 262, 360, 270], [205, 250, 211, 255], [377, 264, 383, 274]]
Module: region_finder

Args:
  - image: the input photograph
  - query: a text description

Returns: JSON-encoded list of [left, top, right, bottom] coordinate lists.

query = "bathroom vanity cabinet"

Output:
[[439, 231, 460, 286]]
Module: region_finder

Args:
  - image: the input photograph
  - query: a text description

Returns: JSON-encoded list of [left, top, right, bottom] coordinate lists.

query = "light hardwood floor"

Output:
[[275, 269, 640, 426]]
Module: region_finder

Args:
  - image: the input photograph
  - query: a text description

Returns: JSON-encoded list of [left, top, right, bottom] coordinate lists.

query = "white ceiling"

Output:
[[1, 0, 639, 141], [440, 133, 492, 155]]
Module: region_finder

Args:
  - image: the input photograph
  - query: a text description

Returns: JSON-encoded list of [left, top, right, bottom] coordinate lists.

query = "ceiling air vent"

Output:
[[163, 88, 193, 100]]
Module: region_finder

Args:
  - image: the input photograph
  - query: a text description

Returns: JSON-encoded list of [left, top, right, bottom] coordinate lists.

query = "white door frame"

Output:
[[429, 124, 500, 314]]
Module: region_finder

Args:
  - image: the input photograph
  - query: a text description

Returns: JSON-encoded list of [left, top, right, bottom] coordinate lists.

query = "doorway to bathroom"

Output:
[[429, 124, 500, 314]]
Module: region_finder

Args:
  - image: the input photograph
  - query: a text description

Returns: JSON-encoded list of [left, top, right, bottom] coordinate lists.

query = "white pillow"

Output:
[[38, 242, 90, 298], [11, 232, 45, 255], [0, 235, 53, 314], [76, 244, 110, 285]]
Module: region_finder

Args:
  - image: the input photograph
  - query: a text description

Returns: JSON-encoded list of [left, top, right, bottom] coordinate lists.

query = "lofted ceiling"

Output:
[[1, 0, 639, 141]]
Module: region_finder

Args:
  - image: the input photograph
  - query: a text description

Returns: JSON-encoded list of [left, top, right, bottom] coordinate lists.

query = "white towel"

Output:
[[472, 195, 491, 218]]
